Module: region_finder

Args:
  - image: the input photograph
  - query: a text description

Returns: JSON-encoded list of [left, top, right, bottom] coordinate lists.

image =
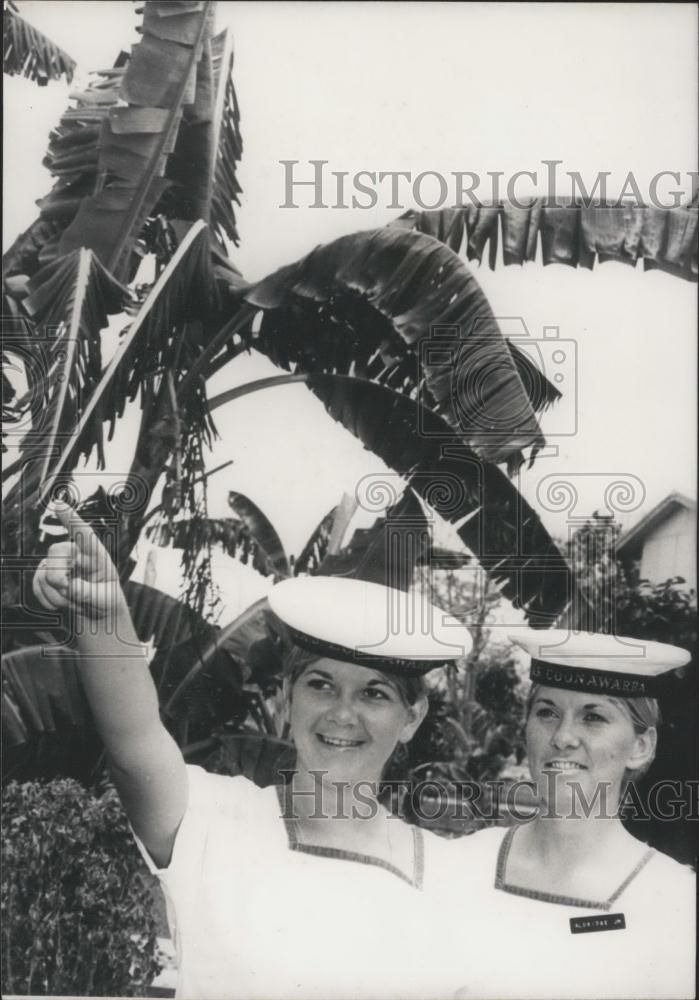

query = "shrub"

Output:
[[1, 778, 161, 996]]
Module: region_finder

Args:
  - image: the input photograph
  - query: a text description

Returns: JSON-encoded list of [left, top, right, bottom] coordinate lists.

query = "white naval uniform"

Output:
[[442, 825, 696, 1000], [133, 765, 462, 1000]]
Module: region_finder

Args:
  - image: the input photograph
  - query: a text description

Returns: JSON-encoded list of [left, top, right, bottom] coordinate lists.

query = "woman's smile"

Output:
[[543, 759, 588, 772], [315, 733, 366, 750], [289, 657, 426, 786]]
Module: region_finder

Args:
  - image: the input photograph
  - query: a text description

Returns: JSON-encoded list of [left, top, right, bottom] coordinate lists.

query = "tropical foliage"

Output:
[[390, 564, 532, 835], [1, 777, 160, 995], [2, 1, 697, 799], [394, 201, 698, 282], [3, 1, 75, 85], [0, 484, 434, 784]]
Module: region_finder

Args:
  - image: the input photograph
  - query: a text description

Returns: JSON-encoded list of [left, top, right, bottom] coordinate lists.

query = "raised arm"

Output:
[[33, 505, 187, 867]]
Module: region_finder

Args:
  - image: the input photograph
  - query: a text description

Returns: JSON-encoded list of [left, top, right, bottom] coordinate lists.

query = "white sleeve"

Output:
[[131, 764, 249, 887]]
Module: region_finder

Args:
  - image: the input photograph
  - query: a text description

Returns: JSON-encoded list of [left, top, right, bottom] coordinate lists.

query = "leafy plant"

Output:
[[1, 778, 161, 996], [2, 2, 574, 626], [4, 0, 695, 810], [437, 579, 523, 763], [3, 1, 75, 85], [393, 202, 698, 282]]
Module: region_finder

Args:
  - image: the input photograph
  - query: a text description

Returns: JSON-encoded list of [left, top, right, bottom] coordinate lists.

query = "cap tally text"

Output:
[[530, 659, 660, 697]]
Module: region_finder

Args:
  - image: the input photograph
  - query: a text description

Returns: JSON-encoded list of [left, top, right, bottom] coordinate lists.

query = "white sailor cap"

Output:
[[509, 628, 691, 698], [269, 576, 472, 676]]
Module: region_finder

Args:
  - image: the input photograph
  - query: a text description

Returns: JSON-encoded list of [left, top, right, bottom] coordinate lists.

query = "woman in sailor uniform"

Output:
[[447, 630, 696, 1000], [33, 508, 472, 1000]]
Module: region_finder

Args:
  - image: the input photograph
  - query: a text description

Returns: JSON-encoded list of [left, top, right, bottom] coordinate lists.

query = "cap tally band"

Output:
[[288, 625, 453, 676], [530, 659, 662, 698]]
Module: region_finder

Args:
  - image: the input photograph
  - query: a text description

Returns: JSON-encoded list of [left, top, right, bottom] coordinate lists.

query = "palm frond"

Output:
[[294, 504, 340, 576], [3, 219, 64, 280], [3, 61, 127, 279], [316, 489, 428, 591], [160, 27, 243, 251], [3, 1, 218, 287], [123, 580, 211, 648], [106, 220, 217, 427], [0, 581, 218, 782], [149, 631, 248, 741], [207, 371, 571, 622], [3, 4, 76, 85], [227, 491, 291, 579], [302, 374, 570, 623], [2, 221, 216, 590], [2, 251, 125, 565], [506, 339, 561, 414], [0, 641, 101, 787], [293, 494, 359, 576], [245, 227, 554, 466], [1, 646, 87, 749], [3, 7, 244, 298], [393, 203, 698, 282], [161, 596, 279, 718], [209, 29, 243, 247], [17, 249, 126, 492], [59, 2, 214, 282], [38, 221, 211, 503], [146, 514, 284, 578]]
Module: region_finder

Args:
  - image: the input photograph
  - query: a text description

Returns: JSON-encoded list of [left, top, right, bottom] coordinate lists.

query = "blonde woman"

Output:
[[33, 506, 473, 1000], [446, 629, 695, 1000]]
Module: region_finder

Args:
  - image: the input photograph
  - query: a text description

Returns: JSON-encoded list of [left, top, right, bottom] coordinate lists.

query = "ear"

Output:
[[398, 693, 429, 744], [627, 726, 657, 773]]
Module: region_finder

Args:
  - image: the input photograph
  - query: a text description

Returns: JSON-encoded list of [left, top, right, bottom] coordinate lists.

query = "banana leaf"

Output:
[[2, 223, 217, 592], [246, 227, 555, 467], [59, 1, 214, 282], [146, 514, 287, 579], [19, 250, 126, 490], [300, 374, 571, 624], [227, 491, 291, 578], [3, 1, 220, 289], [394, 203, 697, 282], [3, 3, 75, 85], [160, 28, 243, 250], [1, 579, 228, 784], [316, 488, 429, 591], [207, 368, 569, 621], [294, 503, 344, 576]]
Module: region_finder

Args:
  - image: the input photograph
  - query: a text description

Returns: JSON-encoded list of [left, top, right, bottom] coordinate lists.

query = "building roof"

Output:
[[617, 492, 696, 554]]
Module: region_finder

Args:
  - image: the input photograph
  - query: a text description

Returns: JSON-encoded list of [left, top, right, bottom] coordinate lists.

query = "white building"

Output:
[[617, 493, 696, 588]]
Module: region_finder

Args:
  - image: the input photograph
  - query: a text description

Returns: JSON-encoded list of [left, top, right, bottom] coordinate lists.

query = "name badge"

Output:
[[570, 913, 626, 934]]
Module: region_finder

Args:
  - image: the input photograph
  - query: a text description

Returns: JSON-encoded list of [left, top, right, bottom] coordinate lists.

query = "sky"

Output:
[[3, 2, 697, 613]]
